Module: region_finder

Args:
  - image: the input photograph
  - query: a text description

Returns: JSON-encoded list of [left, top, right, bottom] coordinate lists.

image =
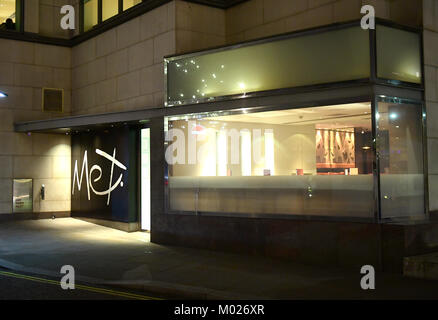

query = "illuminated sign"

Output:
[[72, 148, 127, 205]]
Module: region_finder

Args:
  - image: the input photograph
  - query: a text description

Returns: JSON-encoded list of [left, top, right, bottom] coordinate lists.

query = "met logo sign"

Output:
[[72, 148, 127, 205]]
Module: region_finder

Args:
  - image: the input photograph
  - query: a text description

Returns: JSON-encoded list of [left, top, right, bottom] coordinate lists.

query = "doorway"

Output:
[[141, 128, 151, 231]]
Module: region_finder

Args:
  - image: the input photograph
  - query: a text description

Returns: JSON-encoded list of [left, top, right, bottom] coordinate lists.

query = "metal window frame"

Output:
[[164, 98, 378, 221], [163, 88, 427, 223]]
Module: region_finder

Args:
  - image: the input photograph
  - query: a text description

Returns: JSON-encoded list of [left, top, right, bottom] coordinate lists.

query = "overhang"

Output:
[[14, 83, 423, 134], [14, 107, 164, 134]]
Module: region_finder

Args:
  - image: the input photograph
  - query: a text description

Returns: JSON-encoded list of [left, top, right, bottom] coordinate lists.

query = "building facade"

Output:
[[1, 0, 437, 272]]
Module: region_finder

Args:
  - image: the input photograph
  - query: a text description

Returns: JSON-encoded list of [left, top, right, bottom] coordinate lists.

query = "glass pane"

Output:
[[124, 0, 142, 11], [84, 0, 98, 31], [0, 0, 16, 30], [166, 26, 370, 106], [376, 25, 422, 84], [377, 100, 424, 218], [165, 102, 374, 218], [103, 0, 119, 21]]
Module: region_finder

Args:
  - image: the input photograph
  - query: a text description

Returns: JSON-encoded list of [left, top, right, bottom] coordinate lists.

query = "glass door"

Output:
[[377, 98, 425, 219], [141, 128, 151, 231]]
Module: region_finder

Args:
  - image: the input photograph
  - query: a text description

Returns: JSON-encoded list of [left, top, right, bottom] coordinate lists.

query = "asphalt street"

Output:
[[0, 267, 160, 300]]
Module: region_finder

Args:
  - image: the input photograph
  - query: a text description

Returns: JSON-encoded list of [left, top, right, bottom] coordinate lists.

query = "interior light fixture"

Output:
[[0, 91, 8, 98]]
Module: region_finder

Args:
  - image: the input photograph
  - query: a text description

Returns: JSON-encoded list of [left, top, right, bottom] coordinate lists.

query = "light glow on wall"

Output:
[[264, 130, 274, 175], [241, 130, 252, 176], [200, 128, 217, 176], [217, 130, 227, 176]]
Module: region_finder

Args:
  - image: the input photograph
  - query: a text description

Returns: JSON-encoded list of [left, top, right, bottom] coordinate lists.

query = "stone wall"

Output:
[[25, 0, 79, 38], [0, 39, 72, 214], [71, 2, 175, 114], [225, 0, 422, 44]]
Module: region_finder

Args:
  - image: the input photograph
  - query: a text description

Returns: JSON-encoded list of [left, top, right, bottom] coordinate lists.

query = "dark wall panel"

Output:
[[71, 127, 138, 223]]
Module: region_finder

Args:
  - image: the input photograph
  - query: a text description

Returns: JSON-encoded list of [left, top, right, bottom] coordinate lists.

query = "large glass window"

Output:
[[376, 25, 422, 84], [165, 103, 374, 218], [377, 98, 425, 218], [0, 0, 18, 31], [166, 26, 370, 106]]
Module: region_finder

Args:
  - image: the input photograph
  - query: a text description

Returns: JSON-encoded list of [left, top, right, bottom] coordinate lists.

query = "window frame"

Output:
[[163, 93, 427, 223], [164, 100, 377, 222], [80, 0, 143, 33]]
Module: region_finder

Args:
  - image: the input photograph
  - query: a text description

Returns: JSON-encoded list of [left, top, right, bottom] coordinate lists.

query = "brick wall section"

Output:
[[0, 39, 72, 214], [423, 0, 438, 211]]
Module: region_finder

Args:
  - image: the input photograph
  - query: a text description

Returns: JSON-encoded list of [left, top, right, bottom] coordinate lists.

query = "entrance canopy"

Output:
[[14, 108, 163, 134]]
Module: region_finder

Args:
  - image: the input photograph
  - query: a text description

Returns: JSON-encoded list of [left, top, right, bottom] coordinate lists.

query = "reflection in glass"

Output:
[[165, 103, 374, 218], [166, 26, 370, 105], [378, 100, 424, 218], [376, 25, 422, 84]]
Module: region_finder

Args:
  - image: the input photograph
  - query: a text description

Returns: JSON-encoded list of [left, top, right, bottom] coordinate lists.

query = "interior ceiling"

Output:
[[204, 103, 372, 129], [0, 0, 15, 22]]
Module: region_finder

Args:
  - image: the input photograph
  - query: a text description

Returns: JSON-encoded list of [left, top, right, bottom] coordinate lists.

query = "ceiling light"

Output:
[[0, 91, 8, 98]]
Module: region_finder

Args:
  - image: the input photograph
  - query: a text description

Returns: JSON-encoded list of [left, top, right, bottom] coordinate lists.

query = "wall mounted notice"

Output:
[[13, 179, 33, 213]]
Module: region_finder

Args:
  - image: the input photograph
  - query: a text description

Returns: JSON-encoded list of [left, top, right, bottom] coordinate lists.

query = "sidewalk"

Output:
[[0, 218, 438, 299]]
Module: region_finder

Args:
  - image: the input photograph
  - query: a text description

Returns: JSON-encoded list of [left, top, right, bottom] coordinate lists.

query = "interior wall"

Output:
[[169, 119, 316, 177]]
